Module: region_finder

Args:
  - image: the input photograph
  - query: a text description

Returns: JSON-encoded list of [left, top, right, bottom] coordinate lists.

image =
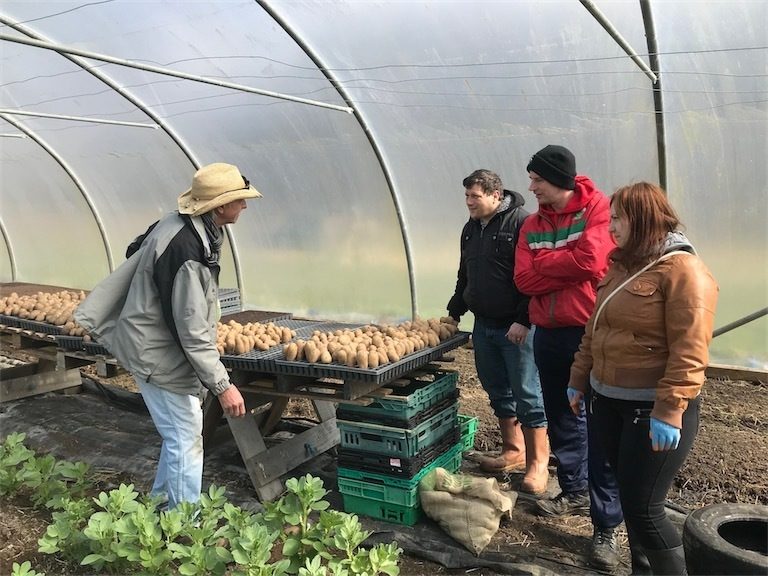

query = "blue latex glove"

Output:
[[567, 387, 584, 415], [649, 417, 681, 451]]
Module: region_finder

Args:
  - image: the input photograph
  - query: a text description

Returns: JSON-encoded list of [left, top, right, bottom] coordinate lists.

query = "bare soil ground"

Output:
[[1, 344, 766, 575]]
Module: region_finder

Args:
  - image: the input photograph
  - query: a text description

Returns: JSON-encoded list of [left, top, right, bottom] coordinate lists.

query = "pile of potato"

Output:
[[282, 316, 459, 369], [216, 319, 296, 355], [0, 290, 88, 336]]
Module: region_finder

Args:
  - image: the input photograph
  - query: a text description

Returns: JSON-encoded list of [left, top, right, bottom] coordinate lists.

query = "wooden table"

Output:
[[201, 362, 455, 502]]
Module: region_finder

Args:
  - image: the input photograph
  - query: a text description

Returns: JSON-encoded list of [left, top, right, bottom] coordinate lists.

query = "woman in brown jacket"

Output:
[[567, 182, 718, 575]]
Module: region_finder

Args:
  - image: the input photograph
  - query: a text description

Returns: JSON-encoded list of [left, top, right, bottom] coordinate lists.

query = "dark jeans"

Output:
[[591, 391, 700, 551], [534, 326, 623, 529]]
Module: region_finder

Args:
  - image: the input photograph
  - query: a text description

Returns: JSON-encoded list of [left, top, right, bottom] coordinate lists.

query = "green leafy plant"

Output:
[[257, 474, 402, 575], [4, 438, 400, 575], [0, 433, 35, 496], [11, 561, 45, 576]]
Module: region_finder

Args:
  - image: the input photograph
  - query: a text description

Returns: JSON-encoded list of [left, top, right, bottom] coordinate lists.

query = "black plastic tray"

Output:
[[220, 310, 293, 324], [14, 318, 64, 335], [0, 314, 22, 328], [55, 335, 85, 351], [271, 331, 470, 384], [218, 318, 338, 371], [336, 427, 460, 478], [83, 341, 110, 356]]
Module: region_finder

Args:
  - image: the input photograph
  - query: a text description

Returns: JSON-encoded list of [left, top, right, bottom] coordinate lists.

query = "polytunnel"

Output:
[[0, 1, 765, 369]]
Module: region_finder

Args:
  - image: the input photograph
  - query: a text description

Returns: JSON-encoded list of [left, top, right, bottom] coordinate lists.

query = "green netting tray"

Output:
[[337, 442, 462, 507], [341, 494, 422, 526], [459, 414, 479, 451], [335, 370, 458, 425], [337, 401, 458, 457]]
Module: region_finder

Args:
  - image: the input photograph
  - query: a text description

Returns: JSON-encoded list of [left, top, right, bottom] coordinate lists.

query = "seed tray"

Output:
[[218, 320, 366, 371], [337, 442, 462, 508], [0, 314, 23, 328], [337, 428, 460, 478], [337, 401, 458, 457], [83, 341, 110, 356], [272, 331, 470, 385], [220, 309, 293, 324], [336, 389, 459, 428], [334, 370, 458, 424], [55, 335, 85, 351], [13, 318, 64, 335], [218, 318, 334, 371]]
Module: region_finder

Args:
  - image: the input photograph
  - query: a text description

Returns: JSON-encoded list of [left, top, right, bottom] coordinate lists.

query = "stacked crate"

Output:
[[335, 369, 463, 525]]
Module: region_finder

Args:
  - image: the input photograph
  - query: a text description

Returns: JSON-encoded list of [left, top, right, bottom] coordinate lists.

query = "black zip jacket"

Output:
[[447, 190, 531, 328]]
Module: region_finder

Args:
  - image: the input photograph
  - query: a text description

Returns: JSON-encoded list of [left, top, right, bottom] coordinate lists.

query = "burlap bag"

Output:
[[419, 467, 516, 555]]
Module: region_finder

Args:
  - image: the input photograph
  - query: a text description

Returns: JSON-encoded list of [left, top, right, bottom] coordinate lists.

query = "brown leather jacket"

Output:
[[570, 252, 718, 428]]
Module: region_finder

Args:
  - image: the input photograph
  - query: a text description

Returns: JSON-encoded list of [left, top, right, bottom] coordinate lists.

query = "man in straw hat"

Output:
[[76, 162, 261, 510]]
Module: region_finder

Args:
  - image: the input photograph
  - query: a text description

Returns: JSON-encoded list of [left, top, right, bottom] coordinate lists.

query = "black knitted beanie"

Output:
[[526, 145, 576, 190]]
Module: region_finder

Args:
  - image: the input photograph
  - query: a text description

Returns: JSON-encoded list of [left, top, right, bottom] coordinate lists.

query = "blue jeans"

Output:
[[472, 317, 546, 428], [136, 377, 204, 509], [534, 326, 623, 529]]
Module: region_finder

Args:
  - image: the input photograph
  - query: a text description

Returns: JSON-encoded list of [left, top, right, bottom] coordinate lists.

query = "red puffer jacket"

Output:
[[514, 175, 614, 328]]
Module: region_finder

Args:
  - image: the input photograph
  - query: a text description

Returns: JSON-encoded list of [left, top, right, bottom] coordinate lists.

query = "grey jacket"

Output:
[[75, 211, 228, 396]]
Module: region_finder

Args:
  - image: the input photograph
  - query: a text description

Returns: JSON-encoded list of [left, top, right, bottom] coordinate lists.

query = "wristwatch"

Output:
[[211, 378, 232, 396]]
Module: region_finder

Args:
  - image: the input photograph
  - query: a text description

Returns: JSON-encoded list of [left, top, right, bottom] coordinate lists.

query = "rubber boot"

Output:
[[626, 525, 652, 575], [644, 545, 687, 575], [479, 417, 526, 473], [520, 426, 549, 495]]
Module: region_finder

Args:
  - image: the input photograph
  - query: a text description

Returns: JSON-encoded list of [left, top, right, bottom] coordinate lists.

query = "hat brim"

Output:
[[178, 185, 262, 217]]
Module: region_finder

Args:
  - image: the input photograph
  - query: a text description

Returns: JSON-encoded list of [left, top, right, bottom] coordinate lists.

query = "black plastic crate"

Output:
[[336, 389, 459, 428], [337, 427, 460, 478]]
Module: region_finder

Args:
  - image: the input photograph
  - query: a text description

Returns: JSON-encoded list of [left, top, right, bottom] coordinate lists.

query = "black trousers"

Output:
[[590, 391, 700, 551]]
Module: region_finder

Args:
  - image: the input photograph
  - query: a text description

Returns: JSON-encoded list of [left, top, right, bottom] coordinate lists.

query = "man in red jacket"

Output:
[[514, 145, 623, 570]]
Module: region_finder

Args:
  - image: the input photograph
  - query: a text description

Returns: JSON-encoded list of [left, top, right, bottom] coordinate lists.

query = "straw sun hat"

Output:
[[177, 163, 262, 217]]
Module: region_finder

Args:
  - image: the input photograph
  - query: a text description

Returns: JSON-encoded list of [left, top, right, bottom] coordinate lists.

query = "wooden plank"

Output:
[[245, 418, 340, 487], [56, 351, 94, 370], [311, 399, 337, 422], [0, 368, 81, 402], [261, 397, 289, 436], [706, 363, 767, 384], [225, 413, 285, 501], [343, 378, 392, 400], [0, 362, 37, 380]]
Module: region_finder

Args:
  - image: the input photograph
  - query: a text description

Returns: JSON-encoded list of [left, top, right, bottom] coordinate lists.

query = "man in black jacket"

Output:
[[447, 169, 549, 493]]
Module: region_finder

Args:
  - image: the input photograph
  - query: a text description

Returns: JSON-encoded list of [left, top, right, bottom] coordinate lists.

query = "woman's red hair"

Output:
[[610, 182, 682, 271]]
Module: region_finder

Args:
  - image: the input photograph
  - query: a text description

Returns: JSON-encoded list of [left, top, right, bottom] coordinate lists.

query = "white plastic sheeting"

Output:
[[0, 1, 765, 367]]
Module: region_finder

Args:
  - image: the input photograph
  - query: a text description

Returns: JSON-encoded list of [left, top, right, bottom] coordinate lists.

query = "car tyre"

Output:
[[683, 502, 768, 575]]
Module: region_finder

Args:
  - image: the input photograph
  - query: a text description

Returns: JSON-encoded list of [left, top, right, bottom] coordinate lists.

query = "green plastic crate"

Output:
[[342, 494, 422, 526], [458, 414, 478, 451], [337, 442, 463, 507], [336, 370, 458, 422], [337, 402, 458, 457]]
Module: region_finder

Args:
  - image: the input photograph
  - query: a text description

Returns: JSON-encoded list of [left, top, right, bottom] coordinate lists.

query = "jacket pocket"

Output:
[[624, 278, 658, 297]]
